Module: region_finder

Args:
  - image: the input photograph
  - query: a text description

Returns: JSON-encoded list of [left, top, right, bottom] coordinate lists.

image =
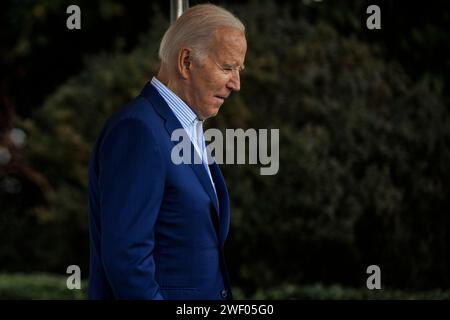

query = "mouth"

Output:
[[214, 95, 228, 103]]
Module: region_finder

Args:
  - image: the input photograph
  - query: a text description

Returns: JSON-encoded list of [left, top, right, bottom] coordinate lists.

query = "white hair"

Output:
[[158, 4, 245, 68]]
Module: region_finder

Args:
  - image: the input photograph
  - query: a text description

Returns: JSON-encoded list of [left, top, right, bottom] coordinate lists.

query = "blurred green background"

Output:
[[1, 0, 450, 299]]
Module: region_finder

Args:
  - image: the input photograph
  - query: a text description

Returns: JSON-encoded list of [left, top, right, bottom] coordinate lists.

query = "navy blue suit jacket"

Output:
[[88, 82, 232, 300]]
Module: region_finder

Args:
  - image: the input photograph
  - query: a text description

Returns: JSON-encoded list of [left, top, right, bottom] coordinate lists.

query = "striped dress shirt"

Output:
[[150, 77, 216, 193]]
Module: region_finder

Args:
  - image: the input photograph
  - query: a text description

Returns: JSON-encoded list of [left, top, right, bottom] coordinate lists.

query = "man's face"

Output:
[[186, 27, 247, 120]]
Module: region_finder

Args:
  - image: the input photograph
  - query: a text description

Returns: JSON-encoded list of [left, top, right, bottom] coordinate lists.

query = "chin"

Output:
[[202, 105, 221, 119], [211, 106, 221, 117]]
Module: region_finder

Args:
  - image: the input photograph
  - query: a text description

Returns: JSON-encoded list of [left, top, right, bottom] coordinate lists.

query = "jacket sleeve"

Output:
[[98, 118, 165, 299]]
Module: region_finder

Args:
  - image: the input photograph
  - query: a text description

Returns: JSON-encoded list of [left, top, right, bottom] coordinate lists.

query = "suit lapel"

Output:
[[209, 162, 231, 244], [140, 82, 220, 215]]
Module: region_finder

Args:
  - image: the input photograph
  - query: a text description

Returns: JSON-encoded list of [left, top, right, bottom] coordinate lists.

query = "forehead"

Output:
[[209, 27, 247, 62]]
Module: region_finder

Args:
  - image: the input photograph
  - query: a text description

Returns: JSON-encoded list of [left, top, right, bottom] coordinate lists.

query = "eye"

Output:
[[214, 60, 243, 74], [223, 66, 234, 73]]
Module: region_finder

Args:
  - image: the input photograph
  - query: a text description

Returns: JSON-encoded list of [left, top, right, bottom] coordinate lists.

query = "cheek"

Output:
[[194, 69, 228, 105], [200, 78, 221, 99], [204, 67, 226, 84], [206, 74, 228, 92]]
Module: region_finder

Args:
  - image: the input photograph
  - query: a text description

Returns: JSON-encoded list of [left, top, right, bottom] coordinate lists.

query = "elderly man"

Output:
[[87, 4, 246, 300]]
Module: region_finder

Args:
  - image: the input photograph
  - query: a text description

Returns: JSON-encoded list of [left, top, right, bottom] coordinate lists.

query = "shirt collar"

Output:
[[151, 77, 200, 128]]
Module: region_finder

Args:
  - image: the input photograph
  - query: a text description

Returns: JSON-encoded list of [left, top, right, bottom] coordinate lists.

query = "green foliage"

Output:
[[241, 283, 450, 300], [1, 273, 448, 300], [222, 2, 450, 292], [0, 273, 86, 300], [4, 0, 449, 294]]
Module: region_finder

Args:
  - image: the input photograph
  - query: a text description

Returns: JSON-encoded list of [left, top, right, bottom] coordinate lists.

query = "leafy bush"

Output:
[[0, 273, 87, 300], [1, 273, 448, 300], [243, 284, 450, 300]]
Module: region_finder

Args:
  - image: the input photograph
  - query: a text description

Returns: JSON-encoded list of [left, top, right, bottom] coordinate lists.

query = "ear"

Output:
[[177, 47, 192, 79]]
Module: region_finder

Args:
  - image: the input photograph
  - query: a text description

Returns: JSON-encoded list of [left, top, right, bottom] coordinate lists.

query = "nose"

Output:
[[227, 71, 241, 92]]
